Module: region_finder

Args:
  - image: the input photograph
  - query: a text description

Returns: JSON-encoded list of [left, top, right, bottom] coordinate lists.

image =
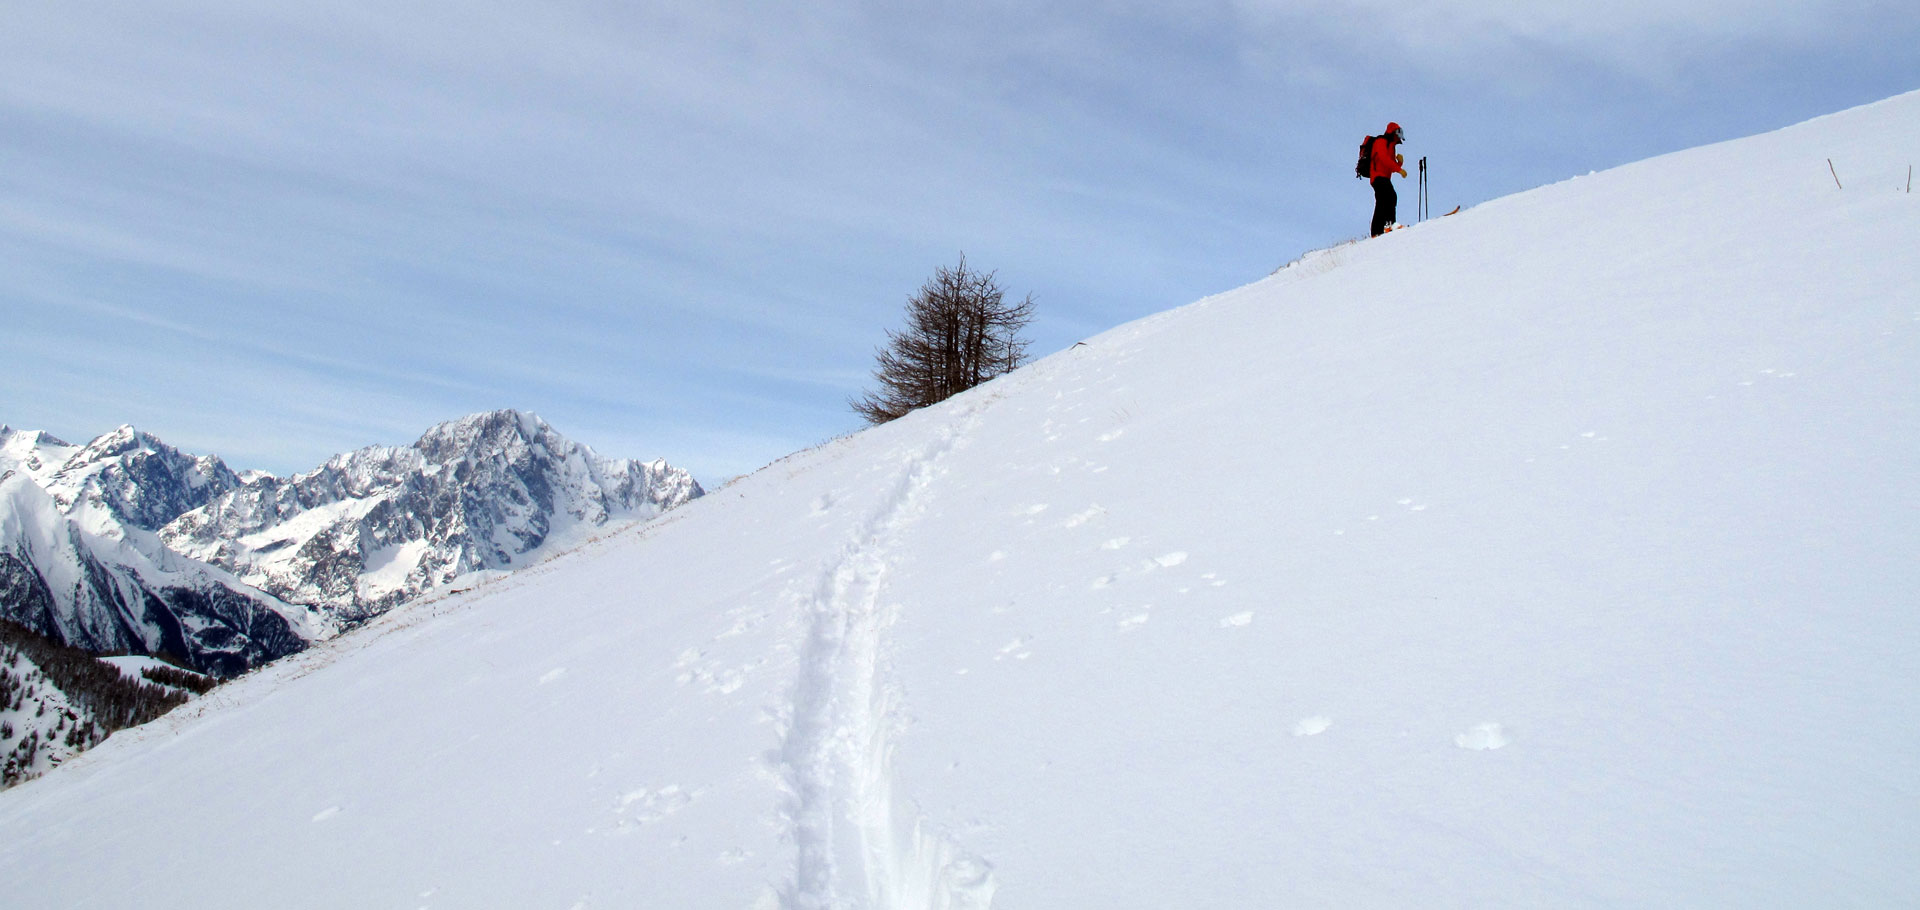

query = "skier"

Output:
[[1367, 123, 1408, 237]]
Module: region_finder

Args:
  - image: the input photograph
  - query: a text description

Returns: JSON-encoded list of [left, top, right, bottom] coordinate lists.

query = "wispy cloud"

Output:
[[1226, 0, 1915, 81], [3, 1, 1914, 479]]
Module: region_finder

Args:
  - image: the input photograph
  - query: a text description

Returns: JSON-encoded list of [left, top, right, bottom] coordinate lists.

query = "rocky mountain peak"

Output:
[[67, 424, 159, 465], [156, 411, 703, 628], [412, 409, 563, 466], [47, 427, 241, 532]]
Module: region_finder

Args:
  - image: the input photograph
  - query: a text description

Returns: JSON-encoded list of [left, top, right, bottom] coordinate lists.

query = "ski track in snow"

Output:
[[777, 398, 998, 910]]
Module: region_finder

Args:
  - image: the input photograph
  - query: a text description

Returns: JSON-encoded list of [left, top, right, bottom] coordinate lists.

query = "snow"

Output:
[[0, 427, 77, 486], [0, 474, 91, 606], [2, 91, 1918, 907], [95, 656, 204, 692], [358, 539, 432, 598]]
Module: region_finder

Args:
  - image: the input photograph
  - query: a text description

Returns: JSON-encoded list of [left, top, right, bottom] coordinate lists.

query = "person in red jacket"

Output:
[[1368, 122, 1408, 237]]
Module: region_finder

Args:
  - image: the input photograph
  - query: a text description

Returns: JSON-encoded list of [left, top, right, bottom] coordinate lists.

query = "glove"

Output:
[[1395, 153, 1404, 164], [1396, 168, 1408, 177]]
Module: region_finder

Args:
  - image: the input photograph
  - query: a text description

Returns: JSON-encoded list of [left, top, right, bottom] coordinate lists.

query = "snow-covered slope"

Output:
[[0, 427, 78, 487], [0, 642, 94, 782], [2, 92, 1916, 907]]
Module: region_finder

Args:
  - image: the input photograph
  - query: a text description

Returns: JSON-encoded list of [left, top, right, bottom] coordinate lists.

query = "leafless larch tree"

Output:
[[850, 255, 1035, 425]]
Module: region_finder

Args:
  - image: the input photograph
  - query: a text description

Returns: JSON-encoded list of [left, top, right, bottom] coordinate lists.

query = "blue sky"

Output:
[[3, 1, 1916, 483]]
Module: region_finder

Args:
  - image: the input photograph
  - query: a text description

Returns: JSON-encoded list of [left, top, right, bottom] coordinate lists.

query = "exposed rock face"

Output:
[[40, 426, 243, 533]]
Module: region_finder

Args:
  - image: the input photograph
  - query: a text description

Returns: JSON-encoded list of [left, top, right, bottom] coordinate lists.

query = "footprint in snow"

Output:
[[1219, 611, 1254, 628], [539, 667, 566, 685], [1020, 504, 1050, 516], [1455, 722, 1510, 751], [1063, 505, 1105, 528], [716, 611, 766, 639], [1292, 716, 1332, 737], [1100, 537, 1130, 551], [611, 784, 696, 829], [1116, 612, 1150, 631], [1151, 552, 1188, 568]]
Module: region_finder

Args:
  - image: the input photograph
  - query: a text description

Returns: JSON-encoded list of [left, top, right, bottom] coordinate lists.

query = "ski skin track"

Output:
[[777, 396, 998, 910]]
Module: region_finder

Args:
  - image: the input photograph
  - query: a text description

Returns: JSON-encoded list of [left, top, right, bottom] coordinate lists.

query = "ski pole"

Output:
[[1418, 157, 1428, 221]]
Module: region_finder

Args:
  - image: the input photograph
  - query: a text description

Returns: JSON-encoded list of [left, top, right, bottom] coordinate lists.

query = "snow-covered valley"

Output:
[[0, 91, 1915, 907]]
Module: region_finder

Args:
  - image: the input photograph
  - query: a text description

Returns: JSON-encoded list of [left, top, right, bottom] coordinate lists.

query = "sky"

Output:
[[3, 0, 1916, 484]]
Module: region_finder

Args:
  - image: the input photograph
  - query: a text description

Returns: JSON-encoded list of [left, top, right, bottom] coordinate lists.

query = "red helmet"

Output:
[[1385, 122, 1405, 142]]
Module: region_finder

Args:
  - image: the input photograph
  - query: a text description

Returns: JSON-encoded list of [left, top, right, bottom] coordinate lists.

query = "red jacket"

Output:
[[1369, 135, 1403, 180]]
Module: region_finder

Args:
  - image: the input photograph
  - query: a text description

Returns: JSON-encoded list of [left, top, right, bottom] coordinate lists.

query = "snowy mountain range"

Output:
[[0, 411, 699, 784], [161, 409, 702, 633], [3, 92, 1917, 907], [1, 411, 701, 669], [0, 425, 308, 678]]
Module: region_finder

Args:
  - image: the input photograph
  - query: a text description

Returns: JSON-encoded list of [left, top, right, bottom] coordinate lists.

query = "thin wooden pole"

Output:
[[1828, 159, 1842, 189]]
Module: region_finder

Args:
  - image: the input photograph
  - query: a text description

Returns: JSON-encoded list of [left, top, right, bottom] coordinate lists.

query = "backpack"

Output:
[[1354, 135, 1376, 179]]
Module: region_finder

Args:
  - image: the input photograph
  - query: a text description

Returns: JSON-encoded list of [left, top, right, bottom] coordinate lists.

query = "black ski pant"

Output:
[[1370, 176, 1397, 237]]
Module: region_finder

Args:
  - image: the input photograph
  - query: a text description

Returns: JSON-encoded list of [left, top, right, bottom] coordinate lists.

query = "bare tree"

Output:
[[851, 255, 1035, 424]]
